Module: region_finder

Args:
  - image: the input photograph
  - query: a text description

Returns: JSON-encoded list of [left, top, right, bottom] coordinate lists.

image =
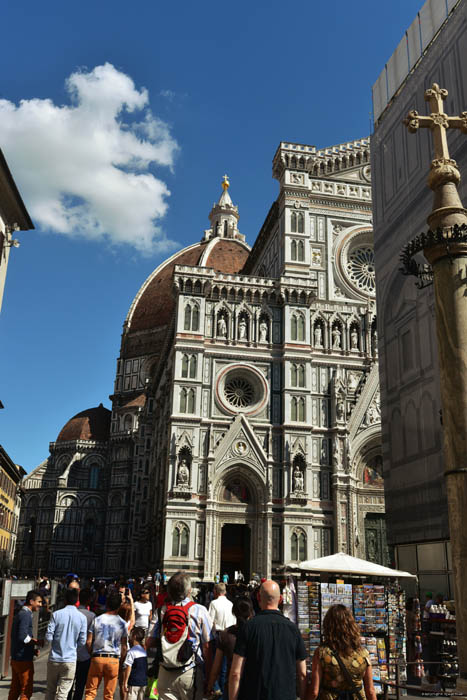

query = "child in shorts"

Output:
[[123, 627, 148, 700]]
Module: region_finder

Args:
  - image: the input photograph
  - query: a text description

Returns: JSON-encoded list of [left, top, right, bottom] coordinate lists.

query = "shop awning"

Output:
[[297, 552, 416, 579]]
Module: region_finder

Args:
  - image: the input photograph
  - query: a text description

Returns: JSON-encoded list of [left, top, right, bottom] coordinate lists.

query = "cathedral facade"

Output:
[[17, 139, 386, 579]]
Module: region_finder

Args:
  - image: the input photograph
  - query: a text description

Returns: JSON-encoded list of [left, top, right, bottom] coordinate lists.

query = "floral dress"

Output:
[[318, 645, 370, 700]]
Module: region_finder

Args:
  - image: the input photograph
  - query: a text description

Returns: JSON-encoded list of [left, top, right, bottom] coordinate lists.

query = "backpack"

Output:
[[160, 601, 196, 669]]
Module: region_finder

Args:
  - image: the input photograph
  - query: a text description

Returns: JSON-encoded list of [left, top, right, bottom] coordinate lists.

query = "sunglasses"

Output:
[[142, 590, 150, 594]]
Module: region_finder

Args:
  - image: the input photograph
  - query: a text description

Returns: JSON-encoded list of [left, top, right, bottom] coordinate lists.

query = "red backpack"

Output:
[[160, 601, 195, 668]]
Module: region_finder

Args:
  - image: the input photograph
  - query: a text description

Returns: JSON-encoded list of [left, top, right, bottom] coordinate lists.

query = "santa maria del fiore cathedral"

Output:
[[17, 139, 387, 579]]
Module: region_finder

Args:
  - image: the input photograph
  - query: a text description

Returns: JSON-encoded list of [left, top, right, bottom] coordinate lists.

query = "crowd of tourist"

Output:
[[8, 571, 377, 700]]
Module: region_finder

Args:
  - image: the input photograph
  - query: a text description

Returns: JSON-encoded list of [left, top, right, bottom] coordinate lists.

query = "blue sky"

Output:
[[1, 0, 423, 470]]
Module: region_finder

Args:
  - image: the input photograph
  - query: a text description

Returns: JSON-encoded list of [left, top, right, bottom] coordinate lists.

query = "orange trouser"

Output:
[[8, 660, 34, 700], [84, 657, 119, 700]]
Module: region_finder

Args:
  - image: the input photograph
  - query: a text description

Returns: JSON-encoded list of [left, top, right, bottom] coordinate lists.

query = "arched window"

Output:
[[298, 314, 305, 341], [172, 524, 189, 557], [187, 389, 195, 414], [298, 364, 305, 387], [192, 305, 199, 331], [291, 529, 307, 561], [123, 415, 132, 432], [184, 304, 191, 331], [291, 315, 297, 341], [298, 397, 306, 422], [291, 212, 297, 233], [291, 364, 297, 387], [189, 355, 197, 379], [291, 397, 297, 422], [297, 213, 304, 233], [172, 527, 180, 556], [181, 354, 189, 378], [184, 303, 199, 331], [291, 240, 297, 261], [180, 527, 189, 557], [89, 464, 100, 489], [83, 519, 95, 551], [297, 240, 305, 261], [179, 389, 187, 413]]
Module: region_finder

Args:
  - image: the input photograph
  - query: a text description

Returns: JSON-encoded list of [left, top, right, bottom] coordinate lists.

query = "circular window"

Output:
[[216, 364, 269, 416], [346, 246, 376, 295], [334, 227, 375, 300], [225, 377, 254, 408]]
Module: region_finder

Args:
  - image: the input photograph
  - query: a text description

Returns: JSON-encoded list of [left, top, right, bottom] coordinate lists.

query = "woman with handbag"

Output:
[[306, 604, 377, 700]]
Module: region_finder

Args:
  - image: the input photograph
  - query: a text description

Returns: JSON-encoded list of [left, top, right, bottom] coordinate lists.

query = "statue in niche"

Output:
[[238, 317, 247, 340], [347, 371, 358, 392], [350, 327, 359, 350], [333, 437, 342, 468], [332, 326, 341, 349], [336, 399, 345, 421], [217, 316, 227, 338], [259, 320, 268, 343], [177, 458, 190, 485], [344, 435, 351, 473], [372, 328, 378, 354], [314, 324, 323, 348], [292, 465, 304, 492]]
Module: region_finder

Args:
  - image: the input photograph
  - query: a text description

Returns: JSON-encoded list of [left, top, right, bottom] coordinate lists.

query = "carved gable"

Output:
[[211, 414, 267, 476]]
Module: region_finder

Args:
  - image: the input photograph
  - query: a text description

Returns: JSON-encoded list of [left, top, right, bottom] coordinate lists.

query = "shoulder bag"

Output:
[[329, 648, 364, 700]]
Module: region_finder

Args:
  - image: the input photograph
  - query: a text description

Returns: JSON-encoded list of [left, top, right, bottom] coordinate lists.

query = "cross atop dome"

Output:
[[203, 175, 245, 242]]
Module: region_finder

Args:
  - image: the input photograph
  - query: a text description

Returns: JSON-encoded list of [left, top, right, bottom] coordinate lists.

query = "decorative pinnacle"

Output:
[[222, 174, 230, 191]]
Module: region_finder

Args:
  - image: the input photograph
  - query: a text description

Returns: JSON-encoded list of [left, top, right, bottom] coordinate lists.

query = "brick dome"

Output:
[[126, 237, 250, 334], [56, 404, 111, 443]]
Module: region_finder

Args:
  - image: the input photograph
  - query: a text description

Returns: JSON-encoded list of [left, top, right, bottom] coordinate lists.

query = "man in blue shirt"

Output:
[[45, 588, 87, 700], [8, 590, 42, 700]]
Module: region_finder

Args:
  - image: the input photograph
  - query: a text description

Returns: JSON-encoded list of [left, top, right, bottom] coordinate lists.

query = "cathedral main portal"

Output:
[[220, 524, 250, 581]]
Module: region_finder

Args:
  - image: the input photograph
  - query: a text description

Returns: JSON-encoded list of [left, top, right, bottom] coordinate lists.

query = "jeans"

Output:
[[84, 657, 119, 700], [8, 660, 34, 700], [45, 661, 76, 700]]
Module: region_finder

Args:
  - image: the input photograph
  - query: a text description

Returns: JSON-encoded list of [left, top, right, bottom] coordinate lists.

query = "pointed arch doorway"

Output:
[[220, 524, 251, 581]]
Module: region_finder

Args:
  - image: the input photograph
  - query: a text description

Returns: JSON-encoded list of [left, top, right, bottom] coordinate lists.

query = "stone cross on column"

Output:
[[404, 83, 467, 231], [404, 85, 467, 692], [405, 84, 467, 162]]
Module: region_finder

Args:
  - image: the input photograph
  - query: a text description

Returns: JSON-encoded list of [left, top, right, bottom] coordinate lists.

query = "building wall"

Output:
[[371, 0, 467, 583], [0, 447, 24, 568], [127, 141, 386, 580]]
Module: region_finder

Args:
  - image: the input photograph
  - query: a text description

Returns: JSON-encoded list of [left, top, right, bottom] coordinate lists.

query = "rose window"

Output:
[[224, 377, 254, 408], [346, 247, 376, 294]]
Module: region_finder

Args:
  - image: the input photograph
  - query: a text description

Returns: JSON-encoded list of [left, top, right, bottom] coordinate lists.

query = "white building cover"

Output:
[[297, 551, 416, 578], [372, 0, 459, 121]]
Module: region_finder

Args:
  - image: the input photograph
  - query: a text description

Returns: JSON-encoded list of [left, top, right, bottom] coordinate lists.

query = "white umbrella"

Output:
[[297, 552, 416, 579]]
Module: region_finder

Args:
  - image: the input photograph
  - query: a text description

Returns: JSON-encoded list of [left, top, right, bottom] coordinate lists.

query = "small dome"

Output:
[[56, 404, 111, 443]]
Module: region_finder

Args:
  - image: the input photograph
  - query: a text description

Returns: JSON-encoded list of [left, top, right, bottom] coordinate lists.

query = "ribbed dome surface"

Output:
[[127, 238, 250, 334], [56, 404, 111, 443]]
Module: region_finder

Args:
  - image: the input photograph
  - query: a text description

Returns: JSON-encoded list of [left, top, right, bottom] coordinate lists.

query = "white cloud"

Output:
[[0, 63, 179, 253]]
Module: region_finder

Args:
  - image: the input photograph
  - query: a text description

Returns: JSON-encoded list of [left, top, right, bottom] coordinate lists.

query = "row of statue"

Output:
[[314, 324, 377, 351], [217, 316, 269, 342]]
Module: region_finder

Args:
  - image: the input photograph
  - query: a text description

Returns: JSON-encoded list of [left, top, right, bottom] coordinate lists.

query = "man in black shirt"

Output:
[[229, 580, 307, 700]]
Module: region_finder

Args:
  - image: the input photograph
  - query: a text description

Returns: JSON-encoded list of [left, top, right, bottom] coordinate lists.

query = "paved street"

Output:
[[0, 648, 106, 700]]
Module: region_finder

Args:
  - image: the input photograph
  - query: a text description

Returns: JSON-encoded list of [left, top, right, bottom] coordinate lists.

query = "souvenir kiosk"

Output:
[[282, 553, 416, 693]]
